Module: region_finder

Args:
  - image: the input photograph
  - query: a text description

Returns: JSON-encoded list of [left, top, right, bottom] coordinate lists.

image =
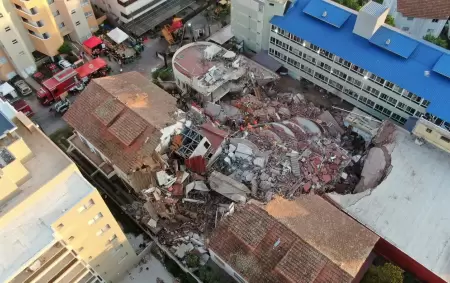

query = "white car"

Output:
[[14, 80, 32, 96], [58, 59, 72, 69]]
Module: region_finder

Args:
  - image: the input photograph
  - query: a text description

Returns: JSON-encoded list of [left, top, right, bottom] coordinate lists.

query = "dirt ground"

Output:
[[276, 75, 354, 111]]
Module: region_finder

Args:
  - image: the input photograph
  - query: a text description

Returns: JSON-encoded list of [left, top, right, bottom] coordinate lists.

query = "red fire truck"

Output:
[[36, 68, 84, 105]]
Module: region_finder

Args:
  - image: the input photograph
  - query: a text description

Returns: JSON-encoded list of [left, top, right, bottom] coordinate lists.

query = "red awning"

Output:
[[75, 58, 107, 78], [83, 36, 102, 49]]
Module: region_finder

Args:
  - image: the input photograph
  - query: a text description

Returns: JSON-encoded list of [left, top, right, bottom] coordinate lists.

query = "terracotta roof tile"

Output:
[[209, 204, 367, 283], [63, 72, 177, 173], [397, 0, 450, 19]]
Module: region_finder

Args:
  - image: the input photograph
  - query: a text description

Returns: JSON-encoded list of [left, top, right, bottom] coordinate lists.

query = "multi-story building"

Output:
[[90, 0, 194, 36], [230, 0, 290, 53], [0, 100, 139, 283], [383, 0, 449, 39], [266, 0, 450, 130], [0, 0, 102, 80]]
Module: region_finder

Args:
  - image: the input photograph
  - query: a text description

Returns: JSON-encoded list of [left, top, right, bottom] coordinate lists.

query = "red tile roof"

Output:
[[64, 72, 178, 173], [209, 198, 378, 283], [397, 0, 450, 19]]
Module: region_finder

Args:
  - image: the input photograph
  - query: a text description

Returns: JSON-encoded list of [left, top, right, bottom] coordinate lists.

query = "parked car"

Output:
[[58, 59, 72, 69], [14, 80, 32, 96]]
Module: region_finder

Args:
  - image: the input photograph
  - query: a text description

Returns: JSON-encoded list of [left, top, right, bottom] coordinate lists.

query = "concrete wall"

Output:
[[231, 0, 287, 53], [55, 0, 92, 43], [413, 118, 450, 153], [384, 0, 446, 38], [268, 24, 430, 125], [53, 189, 139, 282]]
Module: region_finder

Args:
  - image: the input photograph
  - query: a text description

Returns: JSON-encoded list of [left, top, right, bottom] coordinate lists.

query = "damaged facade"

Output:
[[172, 41, 279, 103]]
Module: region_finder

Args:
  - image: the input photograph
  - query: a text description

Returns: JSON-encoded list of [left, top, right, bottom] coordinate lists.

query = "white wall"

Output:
[[384, 0, 446, 38], [231, 0, 287, 53], [268, 25, 430, 125]]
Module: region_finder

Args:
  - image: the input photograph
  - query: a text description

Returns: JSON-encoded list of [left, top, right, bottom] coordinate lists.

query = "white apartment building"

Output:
[[230, 0, 289, 53], [383, 0, 447, 39], [91, 0, 166, 24]]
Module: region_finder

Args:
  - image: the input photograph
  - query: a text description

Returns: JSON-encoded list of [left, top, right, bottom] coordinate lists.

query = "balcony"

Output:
[[67, 134, 115, 177]]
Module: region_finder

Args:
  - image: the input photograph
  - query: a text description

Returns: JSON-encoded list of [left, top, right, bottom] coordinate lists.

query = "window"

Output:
[[432, 19, 439, 23], [113, 244, 123, 254], [347, 76, 362, 87], [12, 39, 18, 44], [363, 85, 380, 97], [85, 11, 93, 18], [270, 37, 275, 44], [402, 27, 410, 31], [43, 33, 49, 39], [405, 106, 416, 115], [88, 212, 103, 225], [0, 13, 3, 18], [30, 7, 37, 14], [289, 33, 303, 45], [328, 79, 343, 91], [78, 247, 84, 252], [68, 236, 75, 241], [317, 61, 331, 72], [415, 111, 423, 118], [88, 256, 93, 260], [369, 73, 385, 85], [392, 85, 404, 94], [108, 234, 118, 245], [75, 21, 80, 26], [58, 22, 65, 28], [300, 64, 314, 76], [307, 42, 319, 51], [271, 24, 277, 32], [96, 224, 111, 236], [335, 56, 351, 68], [319, 49, 334, 61], [118, 252, 129, 264], [350, 64, 367, 76], [288, 45, 302, 57], [440, 136, 450, 143], [287, 57, 300, 69], [19, 51, 25, 55], [344, 88, 359, 100], [314, 72, 329, 83], [5, 26, 10, 32], [421, 100, 430, 107], [53, 10, 60, 16], [302, 53, 316, 64], [332, 68, 347, 80], [78, 199, 94, 212], [57, 223, 64, 229], [374, 104, 384, 113], [427, 29, 434, 34], [382, 108, 392, 117], [71, 9, 76, 14], [407, 17, 414, 21], [410, 93, 422, 104]]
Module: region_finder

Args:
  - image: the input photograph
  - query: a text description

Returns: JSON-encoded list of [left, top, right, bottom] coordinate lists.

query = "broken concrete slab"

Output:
[[235, 143, 253, 159], [144, 201, 160, 221], [229, 144, 237, 153], [253, 157, 265, 168], [174, 243, 194, 258], [209, 171, 251, 203], [185, 181, 209, 197]]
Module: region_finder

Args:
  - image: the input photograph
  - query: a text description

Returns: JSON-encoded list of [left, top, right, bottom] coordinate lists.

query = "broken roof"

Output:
[[64, 72, 178, 173], [209, 199, 378, 282], [397, 0, 450, 19], [328, 128, 450, 282]]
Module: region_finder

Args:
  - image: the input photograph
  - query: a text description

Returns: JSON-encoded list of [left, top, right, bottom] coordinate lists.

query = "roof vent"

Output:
[[424, 70, 430, 77], [322, 11, 327, 17], [385, 39, 391, 45]]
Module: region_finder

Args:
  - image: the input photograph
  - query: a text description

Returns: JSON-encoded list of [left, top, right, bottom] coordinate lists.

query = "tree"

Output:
[[385, 15, 395, 27], [361, 263, 404, 283], [58, 41, 72, 54], [423, 34, 449, 49]]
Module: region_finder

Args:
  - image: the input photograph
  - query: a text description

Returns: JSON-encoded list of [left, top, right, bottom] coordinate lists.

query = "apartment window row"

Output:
[[317, 60, 331, 72], [271, 37, 289, 51], [314, 71, 329, 84], [358, 96, 375, 108], [287, 57, 300, 69], [269, 48, 287, 62], [78, 199, 95, 213], [272, 27, 429, 111], [288, 45, 302, 58], [96, 224, 111, 236], [363, 84, 380, 98]]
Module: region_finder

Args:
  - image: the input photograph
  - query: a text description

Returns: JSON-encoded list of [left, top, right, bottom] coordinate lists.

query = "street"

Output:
[[25, 38, 168, 136]]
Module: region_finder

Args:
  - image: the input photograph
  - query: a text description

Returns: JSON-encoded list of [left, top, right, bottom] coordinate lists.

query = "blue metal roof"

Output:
[[432, 54, 450, 78], [0, 112, 15, 138], [360, 1, 388, 17], [271, 0, 450, 121], [370, 27, 419, 58], [303, 0, 351, 28]]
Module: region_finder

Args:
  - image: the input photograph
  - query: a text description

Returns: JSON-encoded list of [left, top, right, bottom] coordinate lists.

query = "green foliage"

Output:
[[423, 34, 449, 49], [332, 0, 383, 11], [163, 256, 197, 283], [197, 266, 225, 283], [385, 15, 395, 27], [186, 254, 200, 268], [58, 41, 72, 54], [362, 263, 404, 283]]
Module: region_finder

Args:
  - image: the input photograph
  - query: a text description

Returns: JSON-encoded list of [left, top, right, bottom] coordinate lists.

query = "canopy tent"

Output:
[[83, 36, 102, 49], [107, 28, 129, 44], [75, 58, 107, 79]]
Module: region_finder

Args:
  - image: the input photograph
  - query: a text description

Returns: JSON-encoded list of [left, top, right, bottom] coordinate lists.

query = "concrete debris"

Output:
[[253, 157, 265, 168], [174, 243, 194, 259], [185, 181, 209, 197], [235, 143, 253, 160], [209, 171, 251, 203]]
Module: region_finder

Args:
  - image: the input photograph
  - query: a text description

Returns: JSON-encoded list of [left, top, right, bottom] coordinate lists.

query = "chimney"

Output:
[[353, 1, 390, 39]]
